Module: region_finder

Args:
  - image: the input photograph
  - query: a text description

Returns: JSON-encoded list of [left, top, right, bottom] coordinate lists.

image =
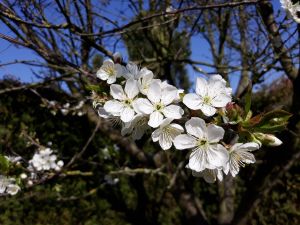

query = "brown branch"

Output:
[[257, 1, 298, 80], [66, 120, 100, 168]]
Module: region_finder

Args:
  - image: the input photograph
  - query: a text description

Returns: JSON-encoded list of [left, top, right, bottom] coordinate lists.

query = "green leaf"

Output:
[[0, 154, 10, 173], [86, 85, 105, 93], [243, 109, 292, 133]]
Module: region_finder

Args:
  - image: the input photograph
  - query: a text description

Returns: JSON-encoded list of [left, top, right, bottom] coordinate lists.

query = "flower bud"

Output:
[[253, 133, 282, 147], [20, 173, 27, 179], [113, 52, 122, 64]]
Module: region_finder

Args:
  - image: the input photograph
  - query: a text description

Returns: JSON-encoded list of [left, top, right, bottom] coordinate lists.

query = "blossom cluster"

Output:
[[0, 146, 64, 196], [93, 58, 284, 183], [29, 148, 64, 172]]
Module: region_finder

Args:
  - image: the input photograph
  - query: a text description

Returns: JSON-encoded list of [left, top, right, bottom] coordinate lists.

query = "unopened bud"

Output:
[[20, 173, 27, 179], [113, 52, 122, 64], [253, 133, 282, 147]]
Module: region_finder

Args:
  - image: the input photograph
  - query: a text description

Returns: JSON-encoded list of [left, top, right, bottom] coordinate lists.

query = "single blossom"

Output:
[[183, 75, 232, 116], [124, 62, 152, 80], [0, 176, 20, 196], [96, 59, 124, 84], [121, 114, 150, 140], [104, 79, 139, 123], [173, 117, 229, 172], [151, 118, 184, 150], [224, 142, 259, 177], [6, 184, 20, 195], [134, 81, 184, 128]]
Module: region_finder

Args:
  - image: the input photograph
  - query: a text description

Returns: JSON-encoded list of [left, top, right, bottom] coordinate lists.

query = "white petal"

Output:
[[121, 125, 132, 136], [103, 59, 114, 66], [132, 124, 148, 140], [125, 62, 139, 79], [211, 94, 231, 108], [98, 107, 111, 118], [107, 75, 117, 84], [162, 105, 184, 119], [208, 74, 225, 84], [159, 133, 173, 150], [140, 68, 153, 80], [133, 98, 154, 114], [147, 81, 161, 104], [183, 93, 202, 110], [185, 117, 207, 139], [223, 162, 230, 175], [125, 79, 139, 99], [110, 84, 126, 100], [199, 104, 217, 117], [120, 107, 135, 122], [195, 77, 208, 97], [104, 100, 124, 114], [189, 148, 207, 172], [161, 86, 178, 105], [238, 151, 256, 164], [115, 64, 124, 78], [148, 111, 164, 128], [237, 142, 260, 152], [207, 124, 225, 142], [169, 124, 184, 133], [151, 129, 161, 142], [96, 70, 109, 80], [173, 134, 197, 150], [216, 169, 223, 182], [206, 144, 229, 168], [159, 118, 173, 127], [194, 169, 218, 183]]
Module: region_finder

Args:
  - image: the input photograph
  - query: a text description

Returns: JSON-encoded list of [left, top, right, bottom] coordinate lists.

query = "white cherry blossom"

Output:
[[0, 176, 20, 196], [224, 142, 259, 177], [104, 79, 139, 123], [173, 117, 229, 172], [183, 75, 232, 116], [6, 184, 20, 195], [96, 59, 124, 84], [121, 114, 150, 140], [134, 81, 184, 128], [151, 118, 184, 150]]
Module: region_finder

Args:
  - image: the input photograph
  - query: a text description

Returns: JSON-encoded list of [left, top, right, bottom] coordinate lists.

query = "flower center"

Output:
[[203, 96, 211, 104], [123, 99, 132, 106], [105, 66, 115, 76], [155, 103, 164, 111], [197, 139, 208, 147]]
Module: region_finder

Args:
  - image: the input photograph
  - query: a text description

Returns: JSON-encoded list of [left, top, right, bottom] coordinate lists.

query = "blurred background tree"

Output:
[[0, 0, 299, 225]]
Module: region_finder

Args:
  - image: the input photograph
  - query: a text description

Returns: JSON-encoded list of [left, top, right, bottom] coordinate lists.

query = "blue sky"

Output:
[[0, 1, 283, 92]]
